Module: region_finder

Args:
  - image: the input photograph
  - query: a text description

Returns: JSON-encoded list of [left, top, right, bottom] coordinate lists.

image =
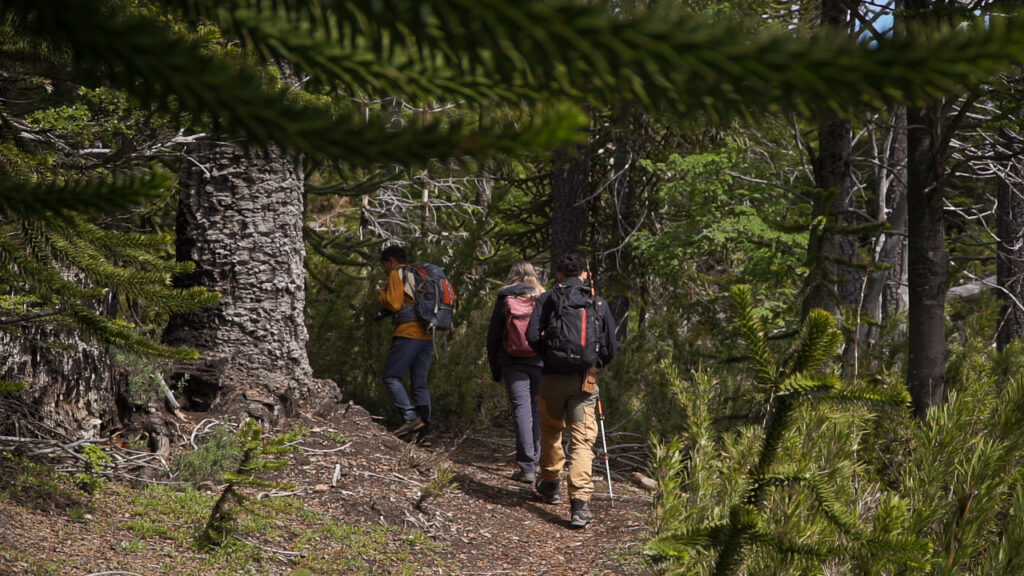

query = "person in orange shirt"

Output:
[[377, 245, 434, 446]]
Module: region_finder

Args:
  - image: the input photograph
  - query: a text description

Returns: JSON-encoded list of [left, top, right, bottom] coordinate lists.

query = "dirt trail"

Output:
[[0, 403, 655, 575]]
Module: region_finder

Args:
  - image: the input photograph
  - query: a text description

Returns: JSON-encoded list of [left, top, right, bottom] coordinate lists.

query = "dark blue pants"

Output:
[[383, 337, 434, 427]]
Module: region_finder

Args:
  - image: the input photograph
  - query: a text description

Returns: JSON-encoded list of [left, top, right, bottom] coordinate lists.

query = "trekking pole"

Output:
[[596, 393, 614, 502]]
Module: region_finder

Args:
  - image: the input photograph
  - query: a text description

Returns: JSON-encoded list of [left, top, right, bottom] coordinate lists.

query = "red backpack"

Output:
[[504, 291, 538, 357]]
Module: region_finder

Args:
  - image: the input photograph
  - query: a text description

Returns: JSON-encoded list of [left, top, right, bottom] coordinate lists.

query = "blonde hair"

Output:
[[504, 261, 545, 293]]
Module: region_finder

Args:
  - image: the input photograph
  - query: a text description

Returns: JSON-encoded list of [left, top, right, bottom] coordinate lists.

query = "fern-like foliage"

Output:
[[168, 0, 1024, 120], [199, 419, 303, 547], [0, 208, 219, 359], [10, 0, 1024, 168], [0, 171, 172, 217], [648, 287, 914, 575]]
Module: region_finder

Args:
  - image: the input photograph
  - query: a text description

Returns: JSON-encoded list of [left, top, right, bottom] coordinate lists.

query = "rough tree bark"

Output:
[[996, 132, 1024, 350], [163, 141, 339, 422], [550, 144, 591, 277], [881, 107, 911, 320], [0, 302, 126, 438], [906, 99, 951, 418], [802, 0, 859, 320]]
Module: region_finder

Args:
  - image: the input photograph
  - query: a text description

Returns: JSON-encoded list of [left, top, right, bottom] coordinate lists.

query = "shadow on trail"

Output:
[[452, 471, 566, 526]]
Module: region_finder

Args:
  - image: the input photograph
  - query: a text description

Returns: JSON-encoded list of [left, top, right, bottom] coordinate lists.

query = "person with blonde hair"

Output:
[[486, 260, 546, 484]]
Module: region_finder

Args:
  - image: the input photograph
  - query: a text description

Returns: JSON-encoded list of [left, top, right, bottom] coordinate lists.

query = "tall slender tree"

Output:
[[995, 128, 1024, 350], [802, 0, 858, 320]]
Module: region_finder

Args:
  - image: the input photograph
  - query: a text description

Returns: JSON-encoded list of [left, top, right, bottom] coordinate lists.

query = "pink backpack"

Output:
[[504, 292, 538, 357]]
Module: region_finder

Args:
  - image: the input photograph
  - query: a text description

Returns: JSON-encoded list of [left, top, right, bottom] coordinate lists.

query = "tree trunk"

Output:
[[881, 107, 910, 320], [0, 302, 127, 438], [861, 106, 909, 347], [164, 141, 339, 422], [997, 142, 1024, 350], [603, 110, 655, 344], [804, 110, 857, 317], [906, 101, 948, 418], [550, 144, 590, 276], [802, 0, 858, 319]]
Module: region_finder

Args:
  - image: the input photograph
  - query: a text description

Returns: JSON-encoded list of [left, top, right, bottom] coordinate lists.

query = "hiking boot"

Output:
[[393, 417, 425, 437], [511, 469, 536, 484], [569, 498, 594, 529], [416, 432, 434, 448], [535, 479, 561, 505]]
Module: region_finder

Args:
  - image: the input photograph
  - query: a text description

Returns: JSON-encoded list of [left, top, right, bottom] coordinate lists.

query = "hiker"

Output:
[[526, 250, 618, 529], [376, 245, 434, 447], [485, 261, 546, 484]]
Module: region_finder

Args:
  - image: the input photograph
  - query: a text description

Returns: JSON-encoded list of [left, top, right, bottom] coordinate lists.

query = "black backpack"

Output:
[[395, 263, 456, 332], [542, 282, 602, 372]]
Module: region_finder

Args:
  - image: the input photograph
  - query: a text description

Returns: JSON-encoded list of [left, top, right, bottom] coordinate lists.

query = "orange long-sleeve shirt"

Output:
[[378, 268, 432, 340]]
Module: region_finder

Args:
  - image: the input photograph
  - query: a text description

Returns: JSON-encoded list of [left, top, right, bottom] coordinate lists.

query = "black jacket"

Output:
[[485, 283, 544, 382], [525, 277, 618, 373]]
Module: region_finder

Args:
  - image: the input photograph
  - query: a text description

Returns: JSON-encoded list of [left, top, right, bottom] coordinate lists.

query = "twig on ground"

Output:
[[233, 535, 305, 557], [356, 471, 423, 487], [291, 441, 353, 454]]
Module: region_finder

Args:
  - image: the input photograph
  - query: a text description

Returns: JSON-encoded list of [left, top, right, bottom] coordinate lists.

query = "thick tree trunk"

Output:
[[0, 314, 126, 438], [164, 141, 339, 422], [997, 148, 1024, 350], [906, 101, 948, 418], [550, 144, 590, 276]]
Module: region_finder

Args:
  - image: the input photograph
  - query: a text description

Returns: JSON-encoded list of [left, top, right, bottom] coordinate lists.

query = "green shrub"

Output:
[[172, 427, 242, 483], [0, 453, 90, 515]]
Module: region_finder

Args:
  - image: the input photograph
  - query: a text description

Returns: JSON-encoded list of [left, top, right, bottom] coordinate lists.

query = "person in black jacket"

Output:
[[526, 250, 618, 529], [485, 261, 546, 484]]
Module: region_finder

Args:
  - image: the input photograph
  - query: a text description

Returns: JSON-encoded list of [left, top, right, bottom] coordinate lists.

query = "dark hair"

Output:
[[556, 250, 587, 277], [380, 245, 408, 264]]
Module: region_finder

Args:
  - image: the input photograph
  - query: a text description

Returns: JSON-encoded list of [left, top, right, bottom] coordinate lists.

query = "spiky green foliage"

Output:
[[876, 328, 1024, 576], [169, 0, 1024, 120], [647, 287, 912, 575], [11, 0, 588, 165], [0, 7, 221, 360], [0, 171, 172, 216], [0, 209, 219, 359], [199, 419, 304, 547], [13, 0, 1024, 167]]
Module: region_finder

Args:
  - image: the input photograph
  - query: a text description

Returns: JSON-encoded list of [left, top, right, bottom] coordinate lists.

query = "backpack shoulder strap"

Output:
[[398, 265, 418, 299]]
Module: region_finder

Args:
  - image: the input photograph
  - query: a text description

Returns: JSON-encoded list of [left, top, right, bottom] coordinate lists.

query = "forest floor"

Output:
[[0, 401, 656, 576]]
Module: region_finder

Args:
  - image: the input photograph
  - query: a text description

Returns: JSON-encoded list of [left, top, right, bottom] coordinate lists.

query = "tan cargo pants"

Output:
[[536, 372, 599, 502]]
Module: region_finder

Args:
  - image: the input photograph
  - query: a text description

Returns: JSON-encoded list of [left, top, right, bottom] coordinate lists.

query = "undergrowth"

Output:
[[0, 452, 93, 517], [120, 483, 438, 575], [646, 288, 1024, 575]]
